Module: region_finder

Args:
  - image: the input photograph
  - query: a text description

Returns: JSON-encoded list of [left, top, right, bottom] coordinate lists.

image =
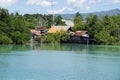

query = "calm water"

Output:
[[0, 44, 120, 80]]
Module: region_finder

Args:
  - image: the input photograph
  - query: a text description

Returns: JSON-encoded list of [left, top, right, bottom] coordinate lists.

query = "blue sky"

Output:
[[0, 0, 120, 14]]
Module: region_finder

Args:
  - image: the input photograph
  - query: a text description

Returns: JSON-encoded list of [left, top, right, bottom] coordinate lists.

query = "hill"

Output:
[[57, 8, 120, 20]]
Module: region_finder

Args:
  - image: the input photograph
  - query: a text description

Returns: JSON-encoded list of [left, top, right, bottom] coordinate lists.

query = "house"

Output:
[[30, 30, 41, 38], [70, 30, 90, 43], [61, 30, 91, 44], [36, 26, 48, 34], [72, 31, 89, 37], [48, 26, 72, 33]]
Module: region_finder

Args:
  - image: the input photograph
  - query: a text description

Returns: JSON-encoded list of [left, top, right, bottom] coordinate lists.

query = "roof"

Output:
[[72, 31, 89, 37], [36, 26, 48, 30], [30, 30, 41, 36], [48, 26, 70, 33]]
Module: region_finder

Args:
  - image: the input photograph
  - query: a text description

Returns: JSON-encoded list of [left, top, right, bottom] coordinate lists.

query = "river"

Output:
[[0, 44, 120, 80]]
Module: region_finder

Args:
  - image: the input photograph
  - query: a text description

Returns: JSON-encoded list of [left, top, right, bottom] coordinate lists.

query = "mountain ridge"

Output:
[[56, 8, 120, 20]]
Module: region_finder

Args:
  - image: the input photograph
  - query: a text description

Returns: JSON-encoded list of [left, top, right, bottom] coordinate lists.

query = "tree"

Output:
[[73, 12, 85, 31], [85, 14, 102, 36], [74, 12, 83, 24], [55, 15, 66, 26], [0, 31, 12, 44], [95, 30, 115, 45]]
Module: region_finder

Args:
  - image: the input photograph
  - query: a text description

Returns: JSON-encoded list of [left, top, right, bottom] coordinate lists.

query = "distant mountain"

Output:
[[56, 8, 120, 20]]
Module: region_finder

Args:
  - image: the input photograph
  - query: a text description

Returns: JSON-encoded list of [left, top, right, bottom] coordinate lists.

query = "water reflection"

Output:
[[0, 44, 120, 80], [30, 43, 88, 51], [0, 45, 31, 54], [0, 44, 120, 56], [30, 43, 120, 56]]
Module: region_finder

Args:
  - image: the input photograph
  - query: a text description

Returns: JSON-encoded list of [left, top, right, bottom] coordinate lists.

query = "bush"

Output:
[[0, 34, 13, 44]]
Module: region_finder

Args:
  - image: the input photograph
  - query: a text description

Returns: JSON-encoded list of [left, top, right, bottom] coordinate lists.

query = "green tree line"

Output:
[[73, 12, 120, 45], [0, 8, 65, 44], [0, 8, 120, 45], [0, 8, 30, 44]]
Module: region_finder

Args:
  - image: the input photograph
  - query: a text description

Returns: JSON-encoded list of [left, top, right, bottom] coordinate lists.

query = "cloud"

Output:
[[67, 0, 104, 11], [26, 0, 57, 7], [98, 0, 102, 3], [67, 0, 76, 3], [0, 0, 17, 7], [111, 0, 120, 3], [47, 7, 74, 14], [86, 6, 90, 11], [104, 0, 120, 5], [67, 0, 86, 8]]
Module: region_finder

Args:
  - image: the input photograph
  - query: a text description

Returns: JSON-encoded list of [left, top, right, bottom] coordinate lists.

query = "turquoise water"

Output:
[[0, 44, 120, 80]]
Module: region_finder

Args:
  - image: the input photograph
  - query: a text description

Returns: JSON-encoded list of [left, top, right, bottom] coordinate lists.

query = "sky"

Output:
[[0, 0, 120, 14]]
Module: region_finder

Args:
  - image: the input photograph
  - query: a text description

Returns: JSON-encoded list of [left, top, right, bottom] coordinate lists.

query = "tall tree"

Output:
[[55, 15, 66, 26], [73, 12, 85, 31], [85, 14, 102, 36]]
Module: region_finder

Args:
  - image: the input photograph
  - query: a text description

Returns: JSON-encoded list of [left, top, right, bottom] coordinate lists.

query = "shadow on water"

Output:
[[0, 44, 120, 56]]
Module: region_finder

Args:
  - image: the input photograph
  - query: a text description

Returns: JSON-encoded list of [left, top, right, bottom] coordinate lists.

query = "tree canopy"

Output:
[[0, 8, 120, 45]]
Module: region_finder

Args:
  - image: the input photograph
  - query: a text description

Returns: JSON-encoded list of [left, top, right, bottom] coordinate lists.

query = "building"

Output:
[[72, 31, 89, 37], [36, 26, 48, 34], [48, 26, 71, 33], [30, 26, 48, 39], [61, 30, 91, 44], [30, 30, 41, 38]]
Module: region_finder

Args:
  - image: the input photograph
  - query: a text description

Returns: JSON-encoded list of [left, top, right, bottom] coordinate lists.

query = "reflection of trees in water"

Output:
[[0, 45, 13, 54], [31, 43, 89, 52], [0, 44, 119, 56], [0, 45, 31, 54], [32, 43, 120, 56], [88, 45, 120, 56]]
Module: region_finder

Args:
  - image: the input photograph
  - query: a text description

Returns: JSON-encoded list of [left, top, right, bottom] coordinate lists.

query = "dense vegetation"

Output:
[[0, 8, 120, 45], [73, 12, 120, 45], [0, 8, 65, 44], [0, 8, 30, 44]]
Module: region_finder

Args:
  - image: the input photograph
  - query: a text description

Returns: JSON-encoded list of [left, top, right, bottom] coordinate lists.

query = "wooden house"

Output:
[[30, 30, 41, 38], [36, 26, 48, 34], [61, 30, 91, 44]]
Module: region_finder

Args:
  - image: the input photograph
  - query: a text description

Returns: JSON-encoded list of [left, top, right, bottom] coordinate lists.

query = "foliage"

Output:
[[55, 15, 66, 25], [41, 31, 67, 43], [0, 8, 30, 44], [0, 34, 13, 44], [0, 8, 120, 45], [73, 13, 120, 45], [94, 30, 115, 45], [73, 12, 85, 31]]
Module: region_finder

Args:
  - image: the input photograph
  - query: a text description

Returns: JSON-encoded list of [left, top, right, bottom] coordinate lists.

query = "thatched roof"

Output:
[[48, 26, 70, 33]]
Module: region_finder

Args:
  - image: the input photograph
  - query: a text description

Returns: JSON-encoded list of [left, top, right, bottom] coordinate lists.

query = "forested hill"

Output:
[[58, 8, 120, 20]]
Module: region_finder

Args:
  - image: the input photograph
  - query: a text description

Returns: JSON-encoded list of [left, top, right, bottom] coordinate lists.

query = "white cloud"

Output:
[[67, 0, 76, 3], [26, 0, 57, 7], [112, 0, 120, 3], [48, 7, 74, 14], [89, 0, 96, 4], [86, 6, 90, 11], [0, 0, 17, 7], [89, 0, 102, 4], [98, 0, 102, 3], [67, 0, 104, 11], [104, 0, 120, 5], [67, 0, 86, 8]]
